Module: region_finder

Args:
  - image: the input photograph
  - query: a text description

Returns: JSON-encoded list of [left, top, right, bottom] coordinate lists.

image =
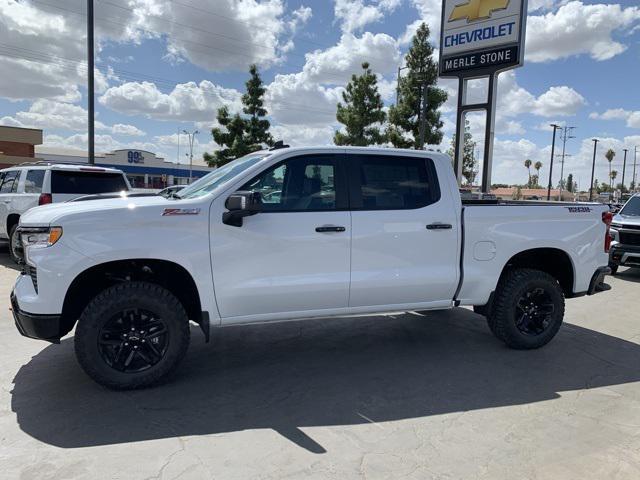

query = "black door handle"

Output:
[[315, 226, 346, 233], [426, 223, 452, 230]]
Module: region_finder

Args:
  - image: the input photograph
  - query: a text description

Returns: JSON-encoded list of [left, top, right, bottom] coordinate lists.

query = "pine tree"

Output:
[[243, 64, 273, 149], [204, 64, 272, 167], [447, 119, 475, 184], [387, 23, 447, 149], [566, 173, 574, 193], [334, 62, 386, 146], [204, 106, 252, 167]]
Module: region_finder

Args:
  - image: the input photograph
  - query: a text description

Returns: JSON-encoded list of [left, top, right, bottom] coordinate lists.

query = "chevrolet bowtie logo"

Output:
[[449, 0, 510, 22]]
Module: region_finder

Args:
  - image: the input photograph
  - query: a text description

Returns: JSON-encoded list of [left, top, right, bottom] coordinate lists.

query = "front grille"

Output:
[[23, 265, 38, 293], [619, 231, 640, 246]]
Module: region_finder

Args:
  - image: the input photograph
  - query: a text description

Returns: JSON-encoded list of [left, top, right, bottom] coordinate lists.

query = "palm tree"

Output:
[[524, 159, 532, 186], [534, 161, 543, 187], [605, 148, 615, 191], [610, 170, 618, 190]]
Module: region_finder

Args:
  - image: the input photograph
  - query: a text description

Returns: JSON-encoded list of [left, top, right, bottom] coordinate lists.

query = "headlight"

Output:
[[20, 226, 63, 249]]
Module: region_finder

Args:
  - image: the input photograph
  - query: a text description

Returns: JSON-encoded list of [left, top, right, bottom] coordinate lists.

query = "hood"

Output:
[[613, 213, 640, 227], [20, 195, 176, 226]]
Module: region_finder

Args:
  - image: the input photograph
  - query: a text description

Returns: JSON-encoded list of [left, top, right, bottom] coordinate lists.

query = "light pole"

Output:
[[557, 126, 575, 200], [182, 129, 198, 184], [633, 146, 638, 193], [87, 0, 95, 164], [395, 65, 409, 104], [547, 124, 561, 200], [622, 148, 628, 192], [589, 138, 599, 201]]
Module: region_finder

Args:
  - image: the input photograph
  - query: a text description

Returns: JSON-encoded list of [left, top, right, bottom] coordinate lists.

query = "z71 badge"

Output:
[[162, 208, 201, 216], [566, 206, 592, 213]]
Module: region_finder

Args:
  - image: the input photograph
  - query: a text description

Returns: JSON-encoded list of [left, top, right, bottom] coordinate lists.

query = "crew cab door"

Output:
[[347, 153, 459, 310], [210, 153, 351, 323]]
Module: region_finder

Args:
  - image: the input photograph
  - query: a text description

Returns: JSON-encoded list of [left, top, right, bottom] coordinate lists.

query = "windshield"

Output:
[[177, 153, 269, 199], [620, 196, 640, 216]]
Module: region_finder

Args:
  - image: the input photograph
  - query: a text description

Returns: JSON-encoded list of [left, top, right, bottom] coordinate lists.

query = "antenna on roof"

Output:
[[269, 140, 289, 151]]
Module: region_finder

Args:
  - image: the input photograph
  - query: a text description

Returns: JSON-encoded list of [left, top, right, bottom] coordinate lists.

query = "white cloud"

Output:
[[266, 32, 399, 126], [526, 2, 640, 62], [99, 80, 242, 122], [334, 0, 401, 33], [270, 124, 336, 146], [111, 124, 146, 137], [590, 109, 640, 129]]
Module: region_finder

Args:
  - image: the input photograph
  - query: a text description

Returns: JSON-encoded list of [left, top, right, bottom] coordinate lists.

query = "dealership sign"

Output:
[[439, 0, 527, 77]]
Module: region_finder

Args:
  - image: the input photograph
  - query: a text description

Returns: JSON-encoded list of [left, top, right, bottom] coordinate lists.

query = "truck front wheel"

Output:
[[74, 281, 190, 390], [489, 268, 565, 349]]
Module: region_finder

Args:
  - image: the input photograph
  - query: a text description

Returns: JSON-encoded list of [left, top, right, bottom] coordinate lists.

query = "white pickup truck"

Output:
[[11, 146, 612, 389]]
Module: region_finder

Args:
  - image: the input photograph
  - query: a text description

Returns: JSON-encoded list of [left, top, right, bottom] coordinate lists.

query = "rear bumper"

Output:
[[587, 266, 611, 295], [609, 244, 640, 268], [11, 291, 61, 343]]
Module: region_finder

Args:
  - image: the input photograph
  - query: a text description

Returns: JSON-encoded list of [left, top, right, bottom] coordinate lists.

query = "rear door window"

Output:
[[0, 171, 19, 194], [348, 155, 440, 210], [51, 171, 128, 194], [24, 170, 45, 193]]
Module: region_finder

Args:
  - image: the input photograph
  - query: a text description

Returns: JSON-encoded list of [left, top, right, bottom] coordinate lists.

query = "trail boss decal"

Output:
[[162, 208, 201, 216], [566, 207, 592, 213]]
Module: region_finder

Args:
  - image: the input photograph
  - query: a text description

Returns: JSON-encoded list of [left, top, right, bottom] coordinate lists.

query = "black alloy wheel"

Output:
[[98, 309, 169, 373], [514, 287, 555, 336]]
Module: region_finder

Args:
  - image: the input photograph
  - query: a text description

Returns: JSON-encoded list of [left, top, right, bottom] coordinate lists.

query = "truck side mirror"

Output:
[[223, 191, 262, 227]]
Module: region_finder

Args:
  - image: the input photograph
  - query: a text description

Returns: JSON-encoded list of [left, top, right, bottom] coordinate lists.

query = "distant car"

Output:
[[158, 185, 186, 198], [609, 194, 640, 274], [0, 162, 130, 263]]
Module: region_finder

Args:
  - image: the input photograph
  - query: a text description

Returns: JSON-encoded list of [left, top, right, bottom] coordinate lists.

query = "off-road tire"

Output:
[[490, 268, 565, 350], [75, 281, 190, 390]]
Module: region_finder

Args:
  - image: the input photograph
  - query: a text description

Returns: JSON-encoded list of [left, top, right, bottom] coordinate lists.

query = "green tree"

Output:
[[386, 23, 447, 149], [204, 106, 252, 167], [605, 148, 615, 191], [566, 173, 574, 193], [204, 64, 272, 167], [610, 169, 618, 188], [534, 161, 543, 187], [334, 62, 386, 146], [446, 119, 475, 184], [524, 159, 532, 186], [243, 64, 273, 149]]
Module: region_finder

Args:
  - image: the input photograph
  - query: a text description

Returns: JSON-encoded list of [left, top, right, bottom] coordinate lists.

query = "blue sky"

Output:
[[0, 0, 639, 186]]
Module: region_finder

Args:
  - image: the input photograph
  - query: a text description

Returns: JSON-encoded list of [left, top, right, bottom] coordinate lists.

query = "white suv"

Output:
[[0, 162, 130, 262]]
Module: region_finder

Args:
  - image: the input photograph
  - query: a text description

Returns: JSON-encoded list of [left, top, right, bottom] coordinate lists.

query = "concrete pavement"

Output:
[[1, 248, 640, 479]]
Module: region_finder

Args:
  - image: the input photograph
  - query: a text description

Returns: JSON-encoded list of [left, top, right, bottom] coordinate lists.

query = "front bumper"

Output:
[[609, 244, 640, 268], [11, 291, 61, 343], [587, 266, 611, 295]]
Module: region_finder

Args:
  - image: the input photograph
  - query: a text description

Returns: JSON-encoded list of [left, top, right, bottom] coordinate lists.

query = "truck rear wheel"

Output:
[[74, 281, 190, 390], [489, 268, 565, 350]]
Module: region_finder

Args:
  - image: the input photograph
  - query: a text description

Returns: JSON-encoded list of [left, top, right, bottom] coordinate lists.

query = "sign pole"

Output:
[[453, 77, 465, 183], [440, 0, 528, 195], [481, 73, 498, 193], [87, 0, 95, 165]]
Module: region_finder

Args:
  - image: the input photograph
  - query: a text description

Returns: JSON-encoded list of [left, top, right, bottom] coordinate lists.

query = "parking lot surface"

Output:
[[1, 248, 639, 479]]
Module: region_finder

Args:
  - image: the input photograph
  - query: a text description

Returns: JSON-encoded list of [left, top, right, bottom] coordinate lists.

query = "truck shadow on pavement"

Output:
[[11, 307, 640, 453], [615, 267, 640, 284]]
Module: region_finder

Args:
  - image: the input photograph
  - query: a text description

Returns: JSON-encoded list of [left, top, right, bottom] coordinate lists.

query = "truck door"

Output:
[[347, 153, 459, 310], [210, 153, 351, 322]]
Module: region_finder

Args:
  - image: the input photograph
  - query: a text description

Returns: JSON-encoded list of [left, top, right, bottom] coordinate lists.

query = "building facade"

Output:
[[39, 149, 213, 189], [0, 126, 42, 168], [0, 125, 214, 189]]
